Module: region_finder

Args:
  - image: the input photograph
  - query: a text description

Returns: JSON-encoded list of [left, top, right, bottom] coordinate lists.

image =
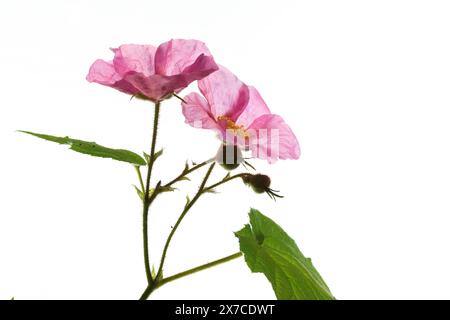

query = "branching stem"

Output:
[[139, 167, 251, 300]]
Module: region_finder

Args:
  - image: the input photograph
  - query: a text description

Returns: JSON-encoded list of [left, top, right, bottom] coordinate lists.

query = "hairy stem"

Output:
[[142, 101, 161, 285]]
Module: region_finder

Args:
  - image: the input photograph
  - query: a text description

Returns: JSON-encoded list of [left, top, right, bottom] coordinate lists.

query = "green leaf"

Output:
[[144, 149, 164, 164], [20, 131, 146, 166], [133, 185, 144, 200], [143, 152, 151, 163], [151, 265, 156, 279], [154, 149, 164, 161], [235, 208, 335, 300], [160, 186, 176, 193]]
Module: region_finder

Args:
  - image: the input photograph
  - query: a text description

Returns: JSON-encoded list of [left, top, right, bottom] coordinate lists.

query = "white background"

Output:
[[1, 0, 450, 300]]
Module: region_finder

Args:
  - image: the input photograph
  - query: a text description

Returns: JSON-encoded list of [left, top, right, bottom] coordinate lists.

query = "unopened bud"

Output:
[[242, 174, 283, 200], [242, 174, 271, 193]]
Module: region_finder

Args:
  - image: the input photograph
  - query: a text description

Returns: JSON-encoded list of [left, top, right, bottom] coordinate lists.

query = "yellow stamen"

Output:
[[217, 116, 249, 137]]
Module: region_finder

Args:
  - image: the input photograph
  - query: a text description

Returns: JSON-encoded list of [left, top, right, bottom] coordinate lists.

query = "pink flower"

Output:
[[181, 66, 300, 163], [86, 39, 219, 101]]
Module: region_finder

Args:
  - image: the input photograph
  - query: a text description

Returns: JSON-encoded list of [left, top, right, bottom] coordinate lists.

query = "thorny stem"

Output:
[[142, 101, 161, 285]]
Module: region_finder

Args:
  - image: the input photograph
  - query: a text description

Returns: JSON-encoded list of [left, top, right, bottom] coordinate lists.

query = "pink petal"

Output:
[[88, 40, 218, 100], [152, 39, 218, 96], [198, 66, 249, 120], [155, 39, 214, 76], [86, 59, 139, 95], [112, 44, 157, 77], [181, 92, 218, 130], [141, 54, 218, 99], [86, 59, 122, 85], [174, 54, 218, 91], [123, 73, 174, 101], [236, 86, 271, 127], [247, 114, 300, 162]]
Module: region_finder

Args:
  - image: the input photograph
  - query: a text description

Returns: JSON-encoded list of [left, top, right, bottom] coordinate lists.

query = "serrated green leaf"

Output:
[[20, 131, 146, 166], [235, 208, 335, 300]]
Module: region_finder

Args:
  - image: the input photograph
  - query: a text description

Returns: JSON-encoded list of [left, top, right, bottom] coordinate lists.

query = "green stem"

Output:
[[139, 252, 242, 300], [144, 100, 161, 201], [162, 158, 214, 190], [172, 92, 186, 103], [203, 173, 249, 193], [157, 163, 216, 278], [138, 168, 251, 300], [155, 252, 243, 289], [139, 162, 216, 300], [134, 166, 145, 193], [142, 101, 161, 285]]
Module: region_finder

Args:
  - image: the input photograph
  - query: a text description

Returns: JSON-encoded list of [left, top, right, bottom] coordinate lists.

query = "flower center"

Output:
[[217, 115, 248, 138]]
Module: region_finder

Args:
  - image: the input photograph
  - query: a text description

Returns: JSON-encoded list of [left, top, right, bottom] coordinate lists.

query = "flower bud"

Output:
[[242, 174, 270, 193], [242, 174, 283, 200], [215, 144, 243, 170]]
